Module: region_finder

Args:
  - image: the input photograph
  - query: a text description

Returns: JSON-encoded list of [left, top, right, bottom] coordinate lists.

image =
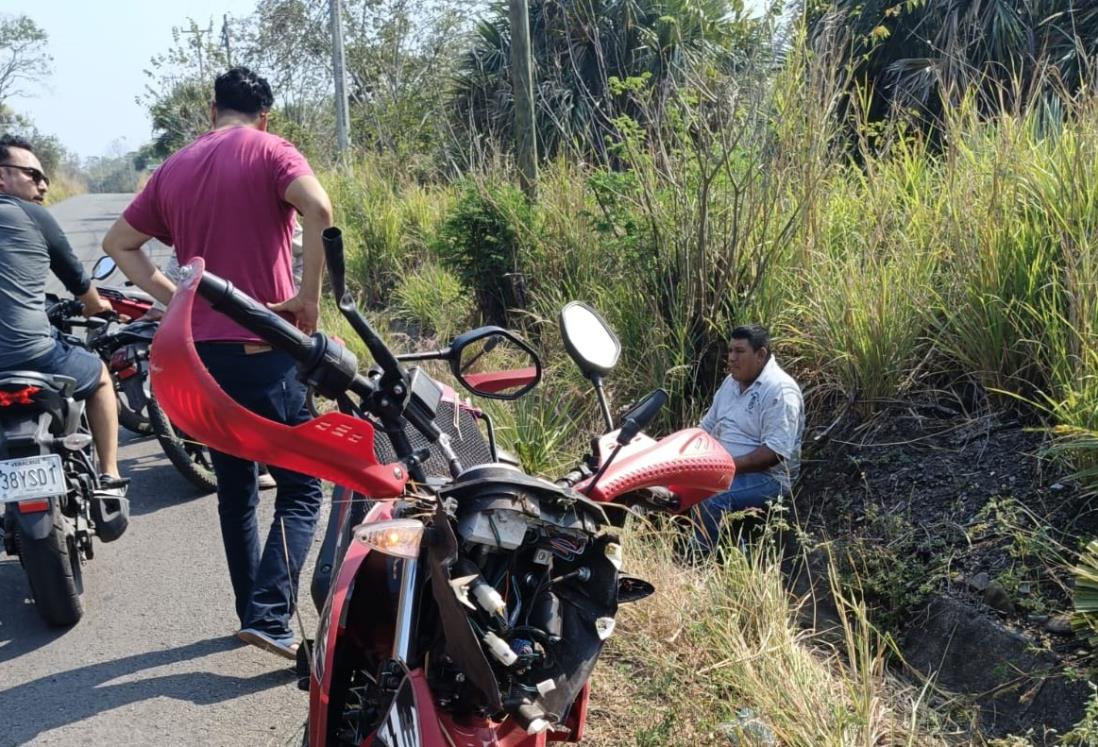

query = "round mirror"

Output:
[[91, 256, 117, 281], [560, 302, 620, 377], [451, 329, 541, 400]]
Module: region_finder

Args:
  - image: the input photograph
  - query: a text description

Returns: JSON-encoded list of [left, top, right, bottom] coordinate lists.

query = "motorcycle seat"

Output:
[[0, 371, 77, 398]]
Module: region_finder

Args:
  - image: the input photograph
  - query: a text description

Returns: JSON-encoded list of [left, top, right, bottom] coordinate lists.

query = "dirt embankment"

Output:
[[792, 408, 1098, 743]]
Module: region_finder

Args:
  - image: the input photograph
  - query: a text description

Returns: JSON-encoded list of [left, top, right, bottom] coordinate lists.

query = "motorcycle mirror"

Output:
[[617, 575, 655, 604], [448, 327, 542, 400], [559, 302, 620, 378], [617, 388, 668, 445], [91, 256, 117, 281]]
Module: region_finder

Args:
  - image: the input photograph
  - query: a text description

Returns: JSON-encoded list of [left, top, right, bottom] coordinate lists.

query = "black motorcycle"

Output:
[[0, 296, 130, 627]]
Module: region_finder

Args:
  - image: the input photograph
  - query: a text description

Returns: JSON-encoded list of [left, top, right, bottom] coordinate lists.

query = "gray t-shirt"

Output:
[[0, 194, 90, 367], [699, 356, 805, 490]]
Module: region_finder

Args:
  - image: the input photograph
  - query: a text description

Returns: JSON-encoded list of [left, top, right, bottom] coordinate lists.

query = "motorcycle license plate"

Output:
[[0, 454, 65, 503]]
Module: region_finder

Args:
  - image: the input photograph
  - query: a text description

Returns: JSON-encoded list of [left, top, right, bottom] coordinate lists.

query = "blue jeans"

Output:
[[692, 472, 785, 552], [196, 343, 323, 639]]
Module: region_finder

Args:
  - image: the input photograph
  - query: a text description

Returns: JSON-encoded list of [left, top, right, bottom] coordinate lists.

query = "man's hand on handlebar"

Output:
[[79, 289, 113, 318], [268, 293, 319, 335]]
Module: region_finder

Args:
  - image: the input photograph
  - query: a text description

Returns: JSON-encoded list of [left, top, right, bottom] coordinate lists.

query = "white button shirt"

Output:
[[699, 356, 804, 491]]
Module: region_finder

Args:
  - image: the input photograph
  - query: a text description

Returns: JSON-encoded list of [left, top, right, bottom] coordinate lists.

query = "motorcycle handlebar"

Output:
[[197, 272, 316, 363], [196, 270, 376, 403]]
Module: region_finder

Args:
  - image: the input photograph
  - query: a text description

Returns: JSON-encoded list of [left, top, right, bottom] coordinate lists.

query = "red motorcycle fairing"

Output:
[[356, 670, 547, 747], [579, 427, 735, 510], [310, 500, 394, 745], [309, 501, 561, 747], [98, 286, 154, 320], [461, 367, 539, 395], [148, 258, 408, 499]]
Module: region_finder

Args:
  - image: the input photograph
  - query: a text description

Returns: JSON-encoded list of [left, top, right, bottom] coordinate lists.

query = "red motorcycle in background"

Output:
[[149, 227, 735, 746], [88, 257, 218, 493]]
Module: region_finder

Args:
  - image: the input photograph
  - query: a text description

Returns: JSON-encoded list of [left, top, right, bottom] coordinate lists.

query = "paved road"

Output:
[[1, 194, 320, 746]]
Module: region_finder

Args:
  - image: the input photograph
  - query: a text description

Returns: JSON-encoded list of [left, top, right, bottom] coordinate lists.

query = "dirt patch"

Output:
[[791, 407, 1098, 741]]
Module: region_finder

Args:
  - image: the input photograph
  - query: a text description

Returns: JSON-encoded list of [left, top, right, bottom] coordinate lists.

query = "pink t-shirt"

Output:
[[124, 127, 313, 342]]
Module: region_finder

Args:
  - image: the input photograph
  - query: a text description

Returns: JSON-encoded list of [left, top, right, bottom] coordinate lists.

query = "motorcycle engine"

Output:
[[427, 463, 621, 734]]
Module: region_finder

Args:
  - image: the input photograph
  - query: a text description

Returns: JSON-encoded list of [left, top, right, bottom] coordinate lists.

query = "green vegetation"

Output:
[[8, 0, 1098, 741], [290, 4, 1098, 741]]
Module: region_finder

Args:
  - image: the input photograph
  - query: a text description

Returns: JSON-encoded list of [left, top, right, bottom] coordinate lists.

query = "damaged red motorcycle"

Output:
[[148, 227, 735, 746]]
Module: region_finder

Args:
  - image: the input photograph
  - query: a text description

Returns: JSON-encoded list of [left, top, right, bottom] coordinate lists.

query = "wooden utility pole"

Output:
[[220, 14, 233, 65], [181, 20, 214, 80], [509, 0, 537, 199], [329, 0, 351, 159]]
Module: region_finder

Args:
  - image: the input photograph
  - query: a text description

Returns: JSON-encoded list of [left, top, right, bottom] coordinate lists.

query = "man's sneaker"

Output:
[[257, 469, 277, 491], [238, 628, 298, 660]]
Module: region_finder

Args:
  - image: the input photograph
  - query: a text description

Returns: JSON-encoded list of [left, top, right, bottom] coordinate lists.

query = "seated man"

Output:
[[0, 134, 126, 491], [693, 323, 804, 552]]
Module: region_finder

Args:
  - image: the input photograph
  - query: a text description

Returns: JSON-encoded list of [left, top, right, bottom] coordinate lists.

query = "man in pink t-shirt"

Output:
[[102, 67, 333, 660]]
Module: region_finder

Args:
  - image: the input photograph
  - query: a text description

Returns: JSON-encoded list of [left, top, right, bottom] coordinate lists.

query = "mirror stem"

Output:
[[583, 442, 623, 497], [592, 374, 613, 431]]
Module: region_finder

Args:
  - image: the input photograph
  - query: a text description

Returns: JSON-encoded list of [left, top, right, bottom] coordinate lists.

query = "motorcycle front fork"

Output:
[[380, 555, 419, 689]]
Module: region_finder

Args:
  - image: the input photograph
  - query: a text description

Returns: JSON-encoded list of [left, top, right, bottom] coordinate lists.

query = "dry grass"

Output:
[[582, 519, 964, 746]]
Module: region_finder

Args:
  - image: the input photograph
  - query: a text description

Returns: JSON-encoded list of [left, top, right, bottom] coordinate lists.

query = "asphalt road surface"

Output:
[[1, 194, 320, 746]]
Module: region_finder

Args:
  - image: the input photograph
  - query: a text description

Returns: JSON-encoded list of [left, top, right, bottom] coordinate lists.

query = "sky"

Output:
[[4, 0, 259, 160], [4, 0, 773, 162]]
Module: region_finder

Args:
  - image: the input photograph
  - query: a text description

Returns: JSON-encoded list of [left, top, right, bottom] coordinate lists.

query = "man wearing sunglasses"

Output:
[[0, 134, 128, 493]]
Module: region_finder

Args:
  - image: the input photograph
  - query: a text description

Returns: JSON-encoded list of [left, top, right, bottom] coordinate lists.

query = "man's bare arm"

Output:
[[102, 218, 176, 306], [272, 175, 332, 334], [733, 445, 781, 473]]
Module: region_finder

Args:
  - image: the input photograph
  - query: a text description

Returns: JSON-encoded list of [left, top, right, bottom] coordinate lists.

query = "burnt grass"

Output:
[[788, 402, 1098, 739]]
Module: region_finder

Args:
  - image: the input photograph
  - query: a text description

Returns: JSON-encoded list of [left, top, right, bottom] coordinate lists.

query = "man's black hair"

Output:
[[731, 323, 770, 352], [0, 134, 35, 163], [213, 67, 274, 116]]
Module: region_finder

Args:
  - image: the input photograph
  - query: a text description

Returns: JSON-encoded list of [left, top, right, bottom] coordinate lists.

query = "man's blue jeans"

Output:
[[692, 472, 785, 552], [197, 344, 323, 639]]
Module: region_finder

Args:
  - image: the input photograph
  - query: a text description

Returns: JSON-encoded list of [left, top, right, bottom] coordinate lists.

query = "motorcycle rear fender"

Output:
[[9, 500, 55, 540], [150, 258, 408, 499], [580, 427, 735, 510]]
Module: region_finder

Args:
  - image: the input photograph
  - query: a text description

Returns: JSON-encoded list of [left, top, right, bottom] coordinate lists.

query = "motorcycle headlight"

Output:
[[353, 519, 424, 559]]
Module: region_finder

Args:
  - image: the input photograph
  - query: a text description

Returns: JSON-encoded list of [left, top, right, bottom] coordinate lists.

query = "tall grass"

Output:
[[311, 18, 1098, 743], [583, 522, 957, 746]]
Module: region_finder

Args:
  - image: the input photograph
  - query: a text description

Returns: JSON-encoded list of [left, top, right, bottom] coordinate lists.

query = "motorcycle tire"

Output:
[[116, 371, 153, 436], [147, 393, 218, 494], [17, 511, 84, 627], [117, 397, 152, 435]]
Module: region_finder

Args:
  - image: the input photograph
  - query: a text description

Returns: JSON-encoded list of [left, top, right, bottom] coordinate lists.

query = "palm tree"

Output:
[[451, 0, 754, 161], [808, 0, 1098, 129]]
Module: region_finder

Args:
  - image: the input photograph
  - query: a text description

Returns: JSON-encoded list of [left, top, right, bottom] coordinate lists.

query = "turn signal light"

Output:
[[353, 519, 424, 559], [60, 433, 94, 451], [0, 386, 40, 407]]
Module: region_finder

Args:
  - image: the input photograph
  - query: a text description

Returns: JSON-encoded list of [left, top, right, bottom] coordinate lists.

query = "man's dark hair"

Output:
[[213, 67, 274, 116], [731, 323, 770, 352], [0, 134, 35, 163]]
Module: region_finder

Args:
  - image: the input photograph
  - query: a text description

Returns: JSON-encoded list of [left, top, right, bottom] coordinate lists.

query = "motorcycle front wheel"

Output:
[[17, 509, 84, 627], [147, 393, 218, 494]]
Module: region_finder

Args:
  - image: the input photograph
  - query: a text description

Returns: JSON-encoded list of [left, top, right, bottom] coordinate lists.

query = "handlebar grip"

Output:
[[197, 272, 315, 362]]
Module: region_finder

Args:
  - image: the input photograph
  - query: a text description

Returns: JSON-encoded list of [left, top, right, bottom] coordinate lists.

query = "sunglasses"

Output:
[[0, 163, 50, 187]]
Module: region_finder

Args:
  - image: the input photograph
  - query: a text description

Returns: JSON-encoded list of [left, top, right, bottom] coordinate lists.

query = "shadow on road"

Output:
[[0, 560, 71, 662], [0, 636, 294, 745], [118, 434, 212, 517]]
